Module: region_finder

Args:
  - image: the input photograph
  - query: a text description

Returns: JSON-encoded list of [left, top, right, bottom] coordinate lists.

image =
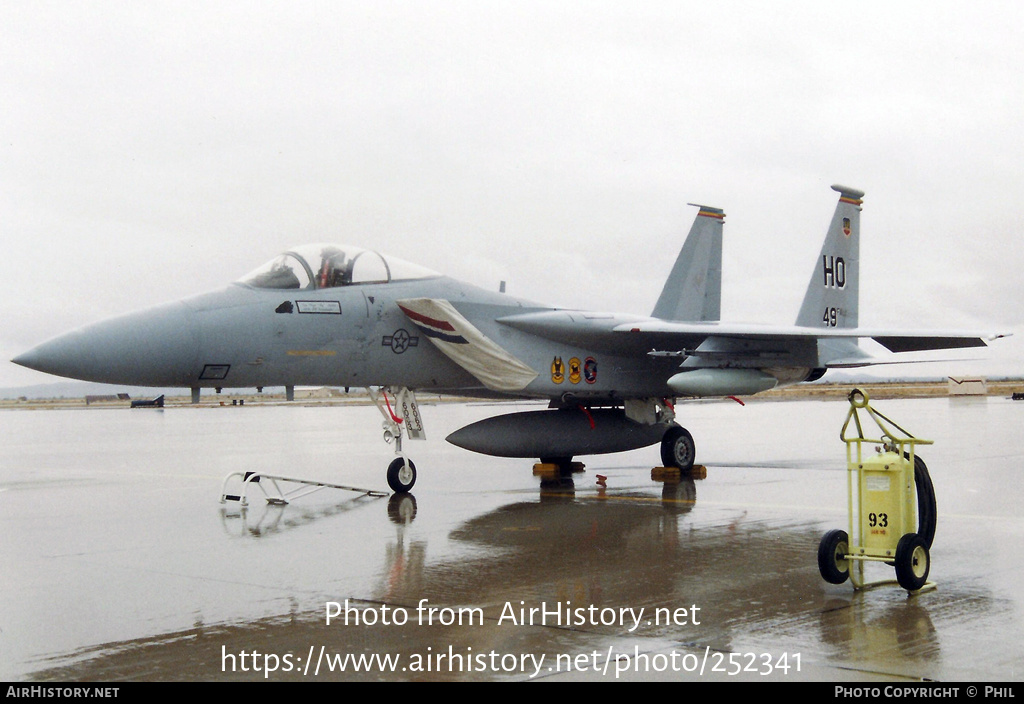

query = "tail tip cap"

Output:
[[831, 184, 865, 199]]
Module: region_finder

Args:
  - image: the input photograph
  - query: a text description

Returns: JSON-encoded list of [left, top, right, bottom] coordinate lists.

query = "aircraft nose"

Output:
[[11, 345, 62, 375], [12, 302, 200, 386]]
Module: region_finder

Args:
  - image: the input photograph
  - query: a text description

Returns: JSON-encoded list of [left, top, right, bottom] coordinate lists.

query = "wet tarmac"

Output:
[[1, 394, 1021, 682]]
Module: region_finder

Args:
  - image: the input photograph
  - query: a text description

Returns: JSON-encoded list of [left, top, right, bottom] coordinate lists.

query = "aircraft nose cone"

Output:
[[12, 302, 200, 386], [12, 340, 80, 376]]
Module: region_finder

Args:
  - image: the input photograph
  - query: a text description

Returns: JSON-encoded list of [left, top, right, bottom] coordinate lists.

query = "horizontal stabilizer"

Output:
[[871, 336, 990, 353]]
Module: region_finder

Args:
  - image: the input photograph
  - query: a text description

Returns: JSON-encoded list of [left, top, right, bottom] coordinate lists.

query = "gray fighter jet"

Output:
[[13, 185, 1002, 492]]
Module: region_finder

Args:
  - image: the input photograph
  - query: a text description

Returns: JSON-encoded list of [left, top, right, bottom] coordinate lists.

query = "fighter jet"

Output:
[[13, 185, 1002, 492]]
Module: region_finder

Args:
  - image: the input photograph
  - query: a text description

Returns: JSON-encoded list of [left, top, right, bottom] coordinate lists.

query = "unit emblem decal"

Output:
[[551, 356, 565, 384], [568, 357, 582, 384]]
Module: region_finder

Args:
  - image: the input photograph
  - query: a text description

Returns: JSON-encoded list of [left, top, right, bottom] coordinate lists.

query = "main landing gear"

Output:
[[661, 425, 696, 472], [625, 398, 698, 474], [532, 421, 698, 487]]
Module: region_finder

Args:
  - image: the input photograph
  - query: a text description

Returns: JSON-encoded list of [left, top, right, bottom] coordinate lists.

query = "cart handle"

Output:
[[839, 388, 934, 447]]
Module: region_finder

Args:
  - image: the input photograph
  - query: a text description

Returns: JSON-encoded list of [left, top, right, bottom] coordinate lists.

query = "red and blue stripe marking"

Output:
[[397, 304, 469, 344]]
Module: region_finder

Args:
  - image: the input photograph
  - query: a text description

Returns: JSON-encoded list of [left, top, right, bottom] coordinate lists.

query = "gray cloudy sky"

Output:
[[2, 1, 1021, 388]]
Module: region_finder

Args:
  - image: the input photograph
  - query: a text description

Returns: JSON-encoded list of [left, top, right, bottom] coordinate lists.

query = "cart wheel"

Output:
[[817, 529, 850, 584], [894, 533, 930, 591], [913, 455, 937, 549]]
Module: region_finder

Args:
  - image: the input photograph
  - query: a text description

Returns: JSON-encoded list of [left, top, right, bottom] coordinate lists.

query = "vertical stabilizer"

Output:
[[795, 185, 863, 329], [651, 205, 724, 321]]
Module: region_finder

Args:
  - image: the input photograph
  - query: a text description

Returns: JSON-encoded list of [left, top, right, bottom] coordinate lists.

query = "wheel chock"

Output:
[[652, 466, 680, 482], [532, 461, 586, 477], [532, 463, 560, 477], [652, 464, 706, 482]]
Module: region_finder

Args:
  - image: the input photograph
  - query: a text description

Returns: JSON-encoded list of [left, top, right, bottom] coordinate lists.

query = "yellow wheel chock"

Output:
[[818, 388, 937, 594]]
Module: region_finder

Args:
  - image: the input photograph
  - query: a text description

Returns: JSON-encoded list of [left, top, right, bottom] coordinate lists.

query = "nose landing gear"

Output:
[[370, 387, 425, 494]]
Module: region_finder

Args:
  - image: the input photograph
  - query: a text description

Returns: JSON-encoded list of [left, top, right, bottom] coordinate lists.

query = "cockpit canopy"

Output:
[[239, 244, 440, 290]]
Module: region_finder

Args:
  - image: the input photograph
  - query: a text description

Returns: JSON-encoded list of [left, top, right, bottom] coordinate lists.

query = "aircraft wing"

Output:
[[497, 309, 1004, 368], [613, 319, 1005, 370], [613, 319, 1004, 352], [615, 319, 1000, 345]]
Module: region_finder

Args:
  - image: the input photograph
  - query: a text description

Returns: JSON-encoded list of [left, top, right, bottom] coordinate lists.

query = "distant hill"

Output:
[[0, 381, 285, 401]]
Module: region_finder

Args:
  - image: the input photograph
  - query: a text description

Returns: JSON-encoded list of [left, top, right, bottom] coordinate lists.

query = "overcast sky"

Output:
[[2, 1, 1021, 388]]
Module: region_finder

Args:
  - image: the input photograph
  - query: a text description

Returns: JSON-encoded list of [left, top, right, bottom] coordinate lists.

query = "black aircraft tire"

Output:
[[817, 529, 850, 585], [660, 425, 695, 472], [387, 458, 417, 493], [894, 532, 931, 591]]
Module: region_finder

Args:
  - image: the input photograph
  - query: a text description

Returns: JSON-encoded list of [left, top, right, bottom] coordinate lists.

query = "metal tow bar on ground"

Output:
[[817, 388, 937, 594]]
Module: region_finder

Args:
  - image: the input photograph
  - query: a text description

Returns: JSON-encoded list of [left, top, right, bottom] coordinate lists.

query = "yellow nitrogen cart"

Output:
[[818, 389, 937, 593]]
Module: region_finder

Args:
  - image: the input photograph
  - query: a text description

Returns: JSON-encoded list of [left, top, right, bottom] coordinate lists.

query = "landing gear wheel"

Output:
[[817, 529, 850, 584], [894, 533, 930, 591], [660, 425, 695, 472], [387, 457, 417, 493]]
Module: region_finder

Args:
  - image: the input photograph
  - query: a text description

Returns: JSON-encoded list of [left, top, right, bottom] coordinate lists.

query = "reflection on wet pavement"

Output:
[[2, 397, 1021, 681]]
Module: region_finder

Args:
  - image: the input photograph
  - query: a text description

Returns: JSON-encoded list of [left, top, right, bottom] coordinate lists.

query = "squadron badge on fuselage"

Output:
[[568, 357, 582, 384], [551, 356, 565, 384]]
